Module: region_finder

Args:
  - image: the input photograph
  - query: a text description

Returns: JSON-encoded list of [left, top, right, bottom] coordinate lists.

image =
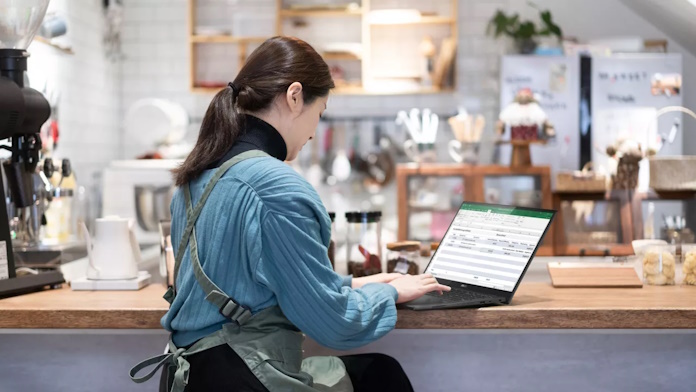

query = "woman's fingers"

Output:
[[423, 283, 451, 293]]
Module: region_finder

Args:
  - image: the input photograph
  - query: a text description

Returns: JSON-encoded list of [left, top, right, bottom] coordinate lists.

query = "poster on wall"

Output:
[[499, 55, 581, 179], [591, 54, 682, 191]]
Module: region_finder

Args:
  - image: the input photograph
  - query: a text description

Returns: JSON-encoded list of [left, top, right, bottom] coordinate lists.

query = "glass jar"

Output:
[[328, 212, 336, 270], [682, 244, 696, 286], [387, 241, 420, 275], [345, 211, 382, 277], [639, 244, 680, 286], [44, 188, 74, 242], [159, 220, 173, 287]]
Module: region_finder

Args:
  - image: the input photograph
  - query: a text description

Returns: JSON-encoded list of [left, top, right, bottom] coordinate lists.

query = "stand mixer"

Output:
[[0, 0, 66, 297]]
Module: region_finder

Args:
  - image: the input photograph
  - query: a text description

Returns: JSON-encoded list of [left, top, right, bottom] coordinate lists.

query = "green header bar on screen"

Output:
[[459, 203, 553, 219]]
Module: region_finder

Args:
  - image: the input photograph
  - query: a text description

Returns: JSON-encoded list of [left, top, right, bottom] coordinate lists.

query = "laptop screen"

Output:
[[426, 202, 554, 292]]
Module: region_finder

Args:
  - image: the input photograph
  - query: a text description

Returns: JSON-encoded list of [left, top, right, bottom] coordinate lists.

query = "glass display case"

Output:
[[553, 191, 634, 256], [633, 192, 696, 245], [397, 164, 554, 255], [407, 175, 464, 242]]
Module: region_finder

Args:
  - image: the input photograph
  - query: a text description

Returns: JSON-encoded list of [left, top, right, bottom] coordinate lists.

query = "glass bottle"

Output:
[[345, 211, 382, 277]]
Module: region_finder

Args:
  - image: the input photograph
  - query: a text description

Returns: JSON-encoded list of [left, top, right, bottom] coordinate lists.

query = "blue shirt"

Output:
[[162, 121, 398, 350]]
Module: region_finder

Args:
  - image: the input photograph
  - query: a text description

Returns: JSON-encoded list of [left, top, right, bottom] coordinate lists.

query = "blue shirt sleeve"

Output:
[[254, 210, 398, 351], [341, 275, 353, 287]]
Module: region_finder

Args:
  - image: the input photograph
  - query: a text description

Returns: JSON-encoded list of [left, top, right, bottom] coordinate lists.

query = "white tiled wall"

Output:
[[26, 0, 121, 188], [119, 0, 508, 149], [115, 0, 696, 236]]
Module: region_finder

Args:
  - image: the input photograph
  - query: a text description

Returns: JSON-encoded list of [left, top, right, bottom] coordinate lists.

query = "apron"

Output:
[[130, 150, 353, 392]]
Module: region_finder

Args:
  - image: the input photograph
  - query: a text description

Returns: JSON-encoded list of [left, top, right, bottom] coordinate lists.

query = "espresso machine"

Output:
[[0, 0, 65, 297]]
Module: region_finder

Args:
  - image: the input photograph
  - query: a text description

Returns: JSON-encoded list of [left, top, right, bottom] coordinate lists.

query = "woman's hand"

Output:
[[388, 274, 451, 304], [351, 273, 403, 289]]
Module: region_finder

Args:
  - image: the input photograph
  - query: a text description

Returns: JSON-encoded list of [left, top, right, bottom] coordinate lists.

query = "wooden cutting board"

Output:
[[547, 262, 643, 288]]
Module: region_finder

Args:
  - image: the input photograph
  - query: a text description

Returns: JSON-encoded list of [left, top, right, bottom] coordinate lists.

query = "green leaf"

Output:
[[487, 10, 521, 38], [516, 21, 536, 39], [540, 11, 552, 24], [540, 10, 563, 38]]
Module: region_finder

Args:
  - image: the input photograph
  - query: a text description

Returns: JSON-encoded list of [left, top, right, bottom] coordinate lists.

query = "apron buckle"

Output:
[[219, 297, 252, 324]]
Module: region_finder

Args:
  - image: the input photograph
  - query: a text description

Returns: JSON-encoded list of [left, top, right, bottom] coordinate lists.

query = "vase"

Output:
[[516, 38, 538, 54]]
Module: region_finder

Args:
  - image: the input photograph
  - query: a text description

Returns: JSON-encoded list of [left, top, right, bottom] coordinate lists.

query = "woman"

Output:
[[130, 36, 449, 392]]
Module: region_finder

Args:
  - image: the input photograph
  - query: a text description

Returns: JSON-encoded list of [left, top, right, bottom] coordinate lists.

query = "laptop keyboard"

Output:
[[426, 288, 496, 304]]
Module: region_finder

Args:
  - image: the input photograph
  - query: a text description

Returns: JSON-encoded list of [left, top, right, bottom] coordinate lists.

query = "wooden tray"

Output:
[[547, 262, 643, 288]]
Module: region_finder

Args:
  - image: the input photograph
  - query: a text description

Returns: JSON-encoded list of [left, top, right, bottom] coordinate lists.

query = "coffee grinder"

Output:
[[0, 0, 65, 297]]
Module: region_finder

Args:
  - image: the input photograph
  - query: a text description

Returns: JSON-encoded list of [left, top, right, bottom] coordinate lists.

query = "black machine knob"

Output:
[[43, 158, 55, 178], [61, 158, 71, 177]]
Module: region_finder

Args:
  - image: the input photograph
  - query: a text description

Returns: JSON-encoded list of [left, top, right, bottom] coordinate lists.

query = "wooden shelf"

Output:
[[32, 36, 74, 55], [322, 52, 361, 61], [280, 8, 363, 17], [188, 0, 458, 94], [191, 86, 225, 94], [369, 16, 455, 26], [397, 164, 551, 177], [636, 190, 696, 201], [190, 35, 268, 43], [333, 85, 453, 95], [189, 85, 448, 96]]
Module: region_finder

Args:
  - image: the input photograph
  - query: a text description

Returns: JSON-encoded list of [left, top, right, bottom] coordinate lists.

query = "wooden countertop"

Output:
[[1, 283, 695, 329]]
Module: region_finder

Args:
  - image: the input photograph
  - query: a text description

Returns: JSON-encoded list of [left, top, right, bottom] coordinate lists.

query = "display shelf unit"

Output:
[[279, 8, 363, 17], [631, 190, 696, 241], [396, 164, 554, 256], [553, 188, 696, 256], [32, 36, 74, 55], [368, 16, 455, 25], [187, 0, 458, 94], [190, 35, 267, 44], [552, 190, 634, 256]]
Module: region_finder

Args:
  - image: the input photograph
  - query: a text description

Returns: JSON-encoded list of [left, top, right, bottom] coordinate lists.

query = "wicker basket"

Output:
[[556, 162, 606, 192], [649, 156, 696, 191]]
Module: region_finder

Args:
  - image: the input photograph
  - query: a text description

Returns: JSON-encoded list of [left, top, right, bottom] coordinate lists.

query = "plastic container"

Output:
[[637, 244, 681, 286], [328, 212, 336, 270], [682, 244, 696, 285], [386, 241, 420, 275], [345, 211, 382, 277]]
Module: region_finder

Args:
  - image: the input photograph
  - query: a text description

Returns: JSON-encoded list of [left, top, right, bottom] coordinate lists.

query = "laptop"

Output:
[[402, 201, 555, 310]]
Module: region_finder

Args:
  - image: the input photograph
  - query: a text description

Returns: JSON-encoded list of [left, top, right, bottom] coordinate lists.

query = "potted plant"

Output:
[[486, 2, 563, 54]]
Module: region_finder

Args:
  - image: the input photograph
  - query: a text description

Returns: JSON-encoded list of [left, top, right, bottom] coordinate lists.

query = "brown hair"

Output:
[[172, 36, 335, 186]]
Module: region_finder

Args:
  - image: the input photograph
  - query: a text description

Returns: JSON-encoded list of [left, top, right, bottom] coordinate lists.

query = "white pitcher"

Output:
[[82, 216, 141, 280]]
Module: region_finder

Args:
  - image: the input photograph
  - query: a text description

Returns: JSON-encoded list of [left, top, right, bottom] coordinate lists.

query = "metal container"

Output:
[[135, 185, 174, 232]]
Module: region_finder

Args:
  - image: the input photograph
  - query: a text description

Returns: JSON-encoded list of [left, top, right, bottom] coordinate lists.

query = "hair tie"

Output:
[[228, 82, 240, 99]]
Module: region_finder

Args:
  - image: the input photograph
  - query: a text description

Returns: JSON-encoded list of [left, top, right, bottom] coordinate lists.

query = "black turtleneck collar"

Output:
[[212, 114, 287, 168]]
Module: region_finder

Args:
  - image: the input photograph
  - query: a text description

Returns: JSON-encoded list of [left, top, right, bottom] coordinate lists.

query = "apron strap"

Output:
[[129, 348, 189, 392], [169, 149, 268, 324], [191, 226, 253, 323], [172, 150, 269, 293], [130, 332, 230, 392]]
